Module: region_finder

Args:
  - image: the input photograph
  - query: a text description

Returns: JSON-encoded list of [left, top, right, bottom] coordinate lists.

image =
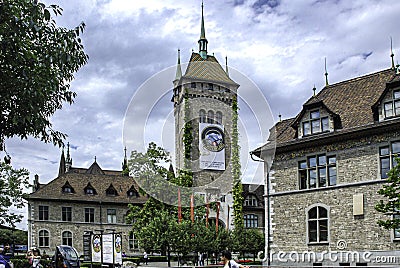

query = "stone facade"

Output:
[[26, 158, 147, 257], [253, 68, 400, 266]]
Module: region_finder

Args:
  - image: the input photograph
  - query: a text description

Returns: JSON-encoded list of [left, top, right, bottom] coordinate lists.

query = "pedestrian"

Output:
[[197, 252, 204, 266], [220, 250, 249, 268], [143, 251, 148, 265], [31, 248, 41, 268], [0, 248, 11, 268]]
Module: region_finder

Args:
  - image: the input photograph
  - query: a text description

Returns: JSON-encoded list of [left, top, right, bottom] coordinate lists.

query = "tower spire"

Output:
[[391, 36, 395, 69], [198, 1, 208, 59], [65, 142, 72, 172], [58, 146, 66, 177], [122, 146, 129, 176], [174, 49, 182, 83], [324, 57, 329, 86], [225, 56, 229, 77]]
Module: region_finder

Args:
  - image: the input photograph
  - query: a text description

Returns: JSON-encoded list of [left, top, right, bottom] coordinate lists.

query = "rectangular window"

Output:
[[302, 110, 329, 135], [107, 209, 117, 223], [384, 89, 400, 118], [39, 205, 49, 221], [85, 208, 95, 223], [244, 214, 258, 228], [62, 207, 72, 222], [379, 141, 400, 179], [191, 82, 196, 88], [299, 154, 337, 189], [394, 214, 400, 239]]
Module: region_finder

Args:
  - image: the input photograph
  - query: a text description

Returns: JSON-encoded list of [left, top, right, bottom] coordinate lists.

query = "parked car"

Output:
[[51, 246, 80, 268]]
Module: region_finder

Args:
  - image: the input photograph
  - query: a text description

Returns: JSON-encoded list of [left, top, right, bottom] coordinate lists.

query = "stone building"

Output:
[[26, 146, 147, 256], [252, 66, 400, 266]]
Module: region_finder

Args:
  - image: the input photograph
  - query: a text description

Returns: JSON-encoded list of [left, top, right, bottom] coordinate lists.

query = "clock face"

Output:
[[201, 125, 225, 152]]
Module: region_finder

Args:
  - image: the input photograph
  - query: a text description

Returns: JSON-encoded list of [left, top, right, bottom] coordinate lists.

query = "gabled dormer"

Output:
[[106, 184, 118, 196], [291, 100, 340, 139], [373, 79, 400, 121], [127, 185, 139, 198], [84, 182, 97, 195], [61, 181, 75, 194]]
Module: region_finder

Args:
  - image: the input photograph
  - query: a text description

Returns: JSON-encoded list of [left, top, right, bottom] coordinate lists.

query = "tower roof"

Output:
[[182, 52, 238, 86]]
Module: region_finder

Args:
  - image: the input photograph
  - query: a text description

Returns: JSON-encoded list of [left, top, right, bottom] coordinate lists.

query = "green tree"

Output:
[[375, 157, 400, 230], [0, 228, 28, 246], [0, 0, 89, 149], [0, 162, 30, 226]]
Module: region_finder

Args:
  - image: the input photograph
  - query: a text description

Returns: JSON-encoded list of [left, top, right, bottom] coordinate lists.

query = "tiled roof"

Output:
[[277, 68, 398, 145], [182, 53, 238, 86], [27, 172, 148, 205]]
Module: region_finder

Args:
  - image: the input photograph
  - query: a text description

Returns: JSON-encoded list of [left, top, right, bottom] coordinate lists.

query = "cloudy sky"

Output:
[[4, 0, 400, 228]]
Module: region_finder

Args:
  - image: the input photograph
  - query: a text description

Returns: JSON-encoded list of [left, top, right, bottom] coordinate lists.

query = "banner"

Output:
[[91, 234, 101, 263], [114, 234, 122, 265], [199, 123, 225, 170], [102, 234, 113, 264]]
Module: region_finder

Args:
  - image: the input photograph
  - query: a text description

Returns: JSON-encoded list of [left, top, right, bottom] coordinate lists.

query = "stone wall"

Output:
[[30, 200, 136, 256]]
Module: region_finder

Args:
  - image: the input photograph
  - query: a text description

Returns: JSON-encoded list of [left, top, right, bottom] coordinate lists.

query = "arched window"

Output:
[[216, 111, 223, 124], [62, 231, 73, 246], [207, 110, 214, 124], [38, 230, 49, 247], [307, 205, 329, 243], [199, 109, 206, 123]]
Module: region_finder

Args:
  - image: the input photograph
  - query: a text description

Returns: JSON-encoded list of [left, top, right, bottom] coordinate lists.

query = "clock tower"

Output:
[[172, 3, 239, 188]]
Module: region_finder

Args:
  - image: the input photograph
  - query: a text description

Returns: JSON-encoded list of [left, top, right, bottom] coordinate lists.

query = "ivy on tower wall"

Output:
[[231, 94, 244, 230]]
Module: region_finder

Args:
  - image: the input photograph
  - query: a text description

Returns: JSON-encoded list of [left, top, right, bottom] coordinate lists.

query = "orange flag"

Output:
[[178, 189, 182, 223], [190, 193, 194, 223]]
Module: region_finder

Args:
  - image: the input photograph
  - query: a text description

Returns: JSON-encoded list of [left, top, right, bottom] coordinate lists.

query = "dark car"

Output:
[[52, 246, 80, 268]]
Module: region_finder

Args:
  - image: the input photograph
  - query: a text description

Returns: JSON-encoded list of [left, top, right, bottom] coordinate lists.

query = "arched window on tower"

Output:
[[207, 110, 214, 124], [216, 111, 223, 124], [199, 109, 206, 123]]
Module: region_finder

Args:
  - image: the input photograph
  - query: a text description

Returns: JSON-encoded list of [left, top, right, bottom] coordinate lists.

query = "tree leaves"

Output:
[[375, 156, 400, 230], [0, 0, 89, 149], [0, 162, 30, 227]]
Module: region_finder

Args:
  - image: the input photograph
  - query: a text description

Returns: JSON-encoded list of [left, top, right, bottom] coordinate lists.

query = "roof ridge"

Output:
[[322, 68, 394, 89]]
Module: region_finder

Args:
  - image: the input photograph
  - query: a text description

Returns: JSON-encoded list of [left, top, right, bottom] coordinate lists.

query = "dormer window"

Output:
[[384, 89, 400, 118], [62, 181, 75, 193], [127, 185, 139, 198], [302, 110, 329, 135], [106, 184, 118, 196], [84, 183, 97, 195], [244, 195, 258, 206]]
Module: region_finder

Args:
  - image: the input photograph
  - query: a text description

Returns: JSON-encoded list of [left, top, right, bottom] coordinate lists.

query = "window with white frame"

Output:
[[38, 230, 50, 247], [308, 206, 329, 244], [299, 154, 337, 189], [107, 209, 117, 223], [244, 214, 258, 228], [379, 141, 400, 179], [244, 195, 258, 207], [394, 214, 400, 239], [384, 89, 400, 118], [39, 205, 49, 221], [62, 231, 73, 246], [129, 232, 139, 250], [62, 207, 72, 222], [302, 110, 329, 136], [85, 208, 95, 223]]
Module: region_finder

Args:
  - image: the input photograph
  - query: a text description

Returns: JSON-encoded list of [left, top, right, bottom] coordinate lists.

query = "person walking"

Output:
[[143, 251, 148, 265], [220, 250, 249, 268]]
